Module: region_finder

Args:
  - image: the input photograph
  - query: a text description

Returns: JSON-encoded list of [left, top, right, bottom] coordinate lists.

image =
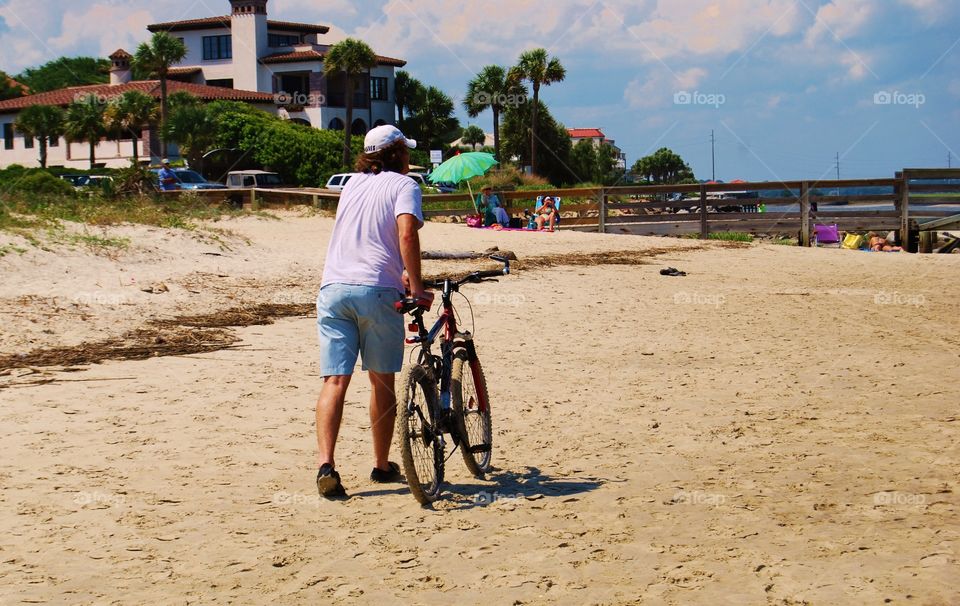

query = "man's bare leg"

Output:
[[316, 374, 352, 468], [368, 371, 396, 471]]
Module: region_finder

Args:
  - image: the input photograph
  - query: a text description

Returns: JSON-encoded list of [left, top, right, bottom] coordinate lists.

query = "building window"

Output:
[[3, 123, 13, 150], [370, 77, 388, 101], [268, 33, 301, 47], [24, 133, 33, 149], [206, 78, 234, 89], [328, 118, 344, 131], [202, 35, 232, 60], [49, 136, 59, 147]]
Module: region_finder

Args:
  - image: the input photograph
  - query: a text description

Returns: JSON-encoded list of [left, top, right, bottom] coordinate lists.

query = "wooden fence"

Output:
[[160, 168, 960, 252]]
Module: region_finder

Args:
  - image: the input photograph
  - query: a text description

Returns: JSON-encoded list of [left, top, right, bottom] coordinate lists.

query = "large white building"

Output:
[[568, 128, 627, 171], [0, 0, 405, 169]]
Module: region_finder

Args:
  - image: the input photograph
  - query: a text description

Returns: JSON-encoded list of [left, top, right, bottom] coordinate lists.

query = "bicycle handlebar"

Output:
[[395, 256, 511, 314]]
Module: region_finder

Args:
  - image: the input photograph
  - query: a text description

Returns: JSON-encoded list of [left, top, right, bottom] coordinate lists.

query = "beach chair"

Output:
[[527, 196, 562, 229], [813, 223, 841, 247]]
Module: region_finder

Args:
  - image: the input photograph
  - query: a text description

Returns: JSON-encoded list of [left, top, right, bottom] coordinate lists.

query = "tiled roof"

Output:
[[260, 49, 406, 68], [568, 128, 606, 139], [168, 67, 203, 75], [109, 49, 133, 59], [5, 76, 29, 95], [0, 80, 275, 114], [146, 15, 329, 34]]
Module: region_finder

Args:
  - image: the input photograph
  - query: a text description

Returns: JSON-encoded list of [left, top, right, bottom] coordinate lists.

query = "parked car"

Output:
[[325, 173, 355, 192], [406, 172, 439, 193], [59, 174, 90, 188], [432, 180, 458, 194], [225, 170, 285, 189], [149, 168, 227, 190]]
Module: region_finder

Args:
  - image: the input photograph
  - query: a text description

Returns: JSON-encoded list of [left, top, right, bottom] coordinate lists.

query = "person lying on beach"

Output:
[[869, 234, 903, 252], [534, 196, 559, 231]]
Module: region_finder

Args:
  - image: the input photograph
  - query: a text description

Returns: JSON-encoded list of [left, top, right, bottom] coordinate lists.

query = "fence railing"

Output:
[[159, 168, 960, 252]]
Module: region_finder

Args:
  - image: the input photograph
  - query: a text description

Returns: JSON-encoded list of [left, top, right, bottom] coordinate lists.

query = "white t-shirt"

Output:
[[321, 171, 424, 292]]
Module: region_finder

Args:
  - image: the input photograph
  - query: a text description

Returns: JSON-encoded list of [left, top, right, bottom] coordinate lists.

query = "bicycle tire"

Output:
[[451, 350, 493, 476], [396, 363, 444, 505]]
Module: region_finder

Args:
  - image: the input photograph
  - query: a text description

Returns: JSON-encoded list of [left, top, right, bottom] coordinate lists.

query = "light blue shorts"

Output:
[[316, 284, 404, 376]]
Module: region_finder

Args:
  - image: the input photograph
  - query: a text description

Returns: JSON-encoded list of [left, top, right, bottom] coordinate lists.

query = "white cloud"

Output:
[[624, 67, 707, 109], [804, 0, 876, 47], [47, 4, 153, 58]]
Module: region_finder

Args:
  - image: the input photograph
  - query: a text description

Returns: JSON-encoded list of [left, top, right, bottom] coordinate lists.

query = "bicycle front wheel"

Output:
[[452, 350, 493, 476], [396, 364, 444, 505]]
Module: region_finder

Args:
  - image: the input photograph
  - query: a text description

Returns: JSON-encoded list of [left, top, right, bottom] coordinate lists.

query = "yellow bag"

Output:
[[841, 233, 865, 250]]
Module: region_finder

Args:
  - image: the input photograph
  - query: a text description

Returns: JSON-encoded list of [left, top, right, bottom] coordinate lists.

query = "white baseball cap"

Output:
[[363, 125, 416, 154], [161, 158, 170, 164]]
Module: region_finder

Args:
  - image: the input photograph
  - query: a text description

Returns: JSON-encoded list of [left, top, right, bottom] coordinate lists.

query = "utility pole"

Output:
[[710, 130, 716, 181], [835, 152, 840, 181], [949, 151, 953, 168]]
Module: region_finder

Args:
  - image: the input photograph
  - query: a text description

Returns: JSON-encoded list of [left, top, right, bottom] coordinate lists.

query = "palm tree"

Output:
[[410, 86, 459, 151], [464, 65, 522, 161], [395, 70, 425, 130], [133, 32, 187, 156], [164, 103, 219, 168], [461, 125, 486, 151], [15, 105, 65, 168], [64, 94, 107, 169], [324, 39, 378, 167], [508, 49, 566, 175], [104, 90, 157, 163]]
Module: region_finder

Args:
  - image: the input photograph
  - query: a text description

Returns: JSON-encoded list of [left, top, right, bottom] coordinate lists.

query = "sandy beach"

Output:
[[1, 212, 958, 604]]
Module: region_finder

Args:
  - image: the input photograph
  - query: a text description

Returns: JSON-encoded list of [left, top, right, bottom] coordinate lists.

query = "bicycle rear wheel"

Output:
[[396, 364, 444, 505], [451, 350, 493, 476]]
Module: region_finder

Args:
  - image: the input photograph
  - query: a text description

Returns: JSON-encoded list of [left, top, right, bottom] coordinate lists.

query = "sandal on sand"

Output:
[[660, 267, 687, 277], [317, 463, 347, 499], [370, 461, 404, 483]]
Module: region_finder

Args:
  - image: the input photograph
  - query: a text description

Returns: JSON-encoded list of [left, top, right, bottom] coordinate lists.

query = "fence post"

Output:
[[249, 188, 259, 211], [699, 184, 708, 239], [799, 181, 811, 247], [312, 193, 320, 210], [599, 188, 606, 234], [899, 170, 911, 250]]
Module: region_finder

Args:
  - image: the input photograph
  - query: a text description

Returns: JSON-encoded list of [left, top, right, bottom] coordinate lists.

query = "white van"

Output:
[[325, 173, 356, 192]]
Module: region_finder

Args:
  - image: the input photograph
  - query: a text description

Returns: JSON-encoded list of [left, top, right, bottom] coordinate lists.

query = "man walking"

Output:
[[315, 125, 430, 498]]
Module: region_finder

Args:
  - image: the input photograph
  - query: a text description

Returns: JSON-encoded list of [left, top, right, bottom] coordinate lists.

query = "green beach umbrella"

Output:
[[428, 152, 499, 213]]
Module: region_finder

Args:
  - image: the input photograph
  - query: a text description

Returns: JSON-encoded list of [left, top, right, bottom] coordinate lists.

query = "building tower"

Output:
[[109, 49, 133, 86], [230, 0, 269, 92]]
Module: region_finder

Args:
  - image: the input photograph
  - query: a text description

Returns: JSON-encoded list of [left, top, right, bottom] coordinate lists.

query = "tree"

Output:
[[394, 70, 423, 131], [501, 100, 573, 186], [1, 71, 26, 101], [461, 125, 486, 150], [64, 94, 107, 169], [631, 148, 694, 184], [133, 32, 187, 157], [104, 90, 157, 163], [508, 49, 565, 176], [164, 101, 219, 168], [464, 65, 524, 162], [14, 105, 65, 168], [324, 38, 378, 167], [16, 57, 109, 93], [407, 86, 460, 151]]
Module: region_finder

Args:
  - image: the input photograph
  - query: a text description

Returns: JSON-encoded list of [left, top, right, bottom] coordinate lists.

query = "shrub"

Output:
[[3, 170, 75, 196]]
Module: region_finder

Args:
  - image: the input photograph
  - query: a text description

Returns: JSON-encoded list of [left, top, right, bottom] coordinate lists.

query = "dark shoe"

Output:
[[316, 463, 347, 498], [370, 461, 404, 483]]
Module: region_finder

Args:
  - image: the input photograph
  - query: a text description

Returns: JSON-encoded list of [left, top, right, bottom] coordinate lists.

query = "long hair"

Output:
[[355, 139, 408, 174]]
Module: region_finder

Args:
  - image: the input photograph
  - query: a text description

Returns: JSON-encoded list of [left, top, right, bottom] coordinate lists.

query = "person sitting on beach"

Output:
[[534, 196, 559, 231], [477, 186, 509, 227], [868, 234, 903, 252]]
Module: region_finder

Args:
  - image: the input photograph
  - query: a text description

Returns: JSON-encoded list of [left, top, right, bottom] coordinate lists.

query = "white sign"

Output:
[[430, 150, 443, 164]]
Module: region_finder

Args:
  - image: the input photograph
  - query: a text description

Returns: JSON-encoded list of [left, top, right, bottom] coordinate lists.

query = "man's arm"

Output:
[[398, 213, 426, 298]]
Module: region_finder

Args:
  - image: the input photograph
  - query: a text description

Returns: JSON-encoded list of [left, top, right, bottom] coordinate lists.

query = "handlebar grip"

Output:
[[395, 296, 434, 314], [476, 268, 508, 279]]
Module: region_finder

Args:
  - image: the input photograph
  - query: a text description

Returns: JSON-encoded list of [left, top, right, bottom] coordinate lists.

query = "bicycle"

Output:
[[393, 255, 511, 505]]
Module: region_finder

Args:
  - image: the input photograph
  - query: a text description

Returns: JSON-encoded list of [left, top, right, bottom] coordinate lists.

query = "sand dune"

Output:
[[1, 213, 957, 604]]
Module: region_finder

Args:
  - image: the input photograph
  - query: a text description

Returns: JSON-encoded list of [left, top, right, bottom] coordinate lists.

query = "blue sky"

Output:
[[1, 0, 958, 181]]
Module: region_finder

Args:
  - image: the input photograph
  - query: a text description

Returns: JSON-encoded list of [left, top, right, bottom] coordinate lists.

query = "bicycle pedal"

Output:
[[468, 444, 491, 454]]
